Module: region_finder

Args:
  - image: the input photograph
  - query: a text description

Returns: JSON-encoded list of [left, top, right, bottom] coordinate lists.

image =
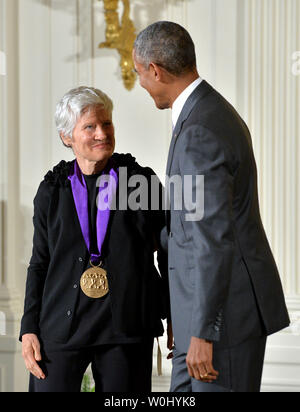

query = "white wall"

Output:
[[0, 0, 299, 392], [236, 0, 300, 392]]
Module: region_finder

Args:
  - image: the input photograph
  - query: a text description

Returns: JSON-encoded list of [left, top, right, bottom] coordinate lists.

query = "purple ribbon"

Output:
[[68, 159, 118, 264]]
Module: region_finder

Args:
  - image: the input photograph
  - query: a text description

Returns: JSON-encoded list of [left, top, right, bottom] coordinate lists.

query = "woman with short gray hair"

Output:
[[55, 86, 114, 147], [20, 86, 171, 392]]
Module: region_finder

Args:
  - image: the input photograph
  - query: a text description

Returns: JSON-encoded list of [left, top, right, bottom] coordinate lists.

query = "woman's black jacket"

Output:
[[20, 153, 170, 343]]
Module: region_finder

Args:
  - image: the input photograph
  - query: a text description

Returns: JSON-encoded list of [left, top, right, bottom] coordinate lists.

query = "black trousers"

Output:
[[29, 340, 154, 392]]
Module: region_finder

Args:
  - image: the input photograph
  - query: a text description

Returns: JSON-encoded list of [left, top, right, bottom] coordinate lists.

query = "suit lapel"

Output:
[[165, 81, 213, 177], [165, 81, 213, 231]]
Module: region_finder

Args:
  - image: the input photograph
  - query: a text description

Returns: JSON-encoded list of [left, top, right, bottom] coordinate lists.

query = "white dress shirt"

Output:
[[172, 77, 203, 131]]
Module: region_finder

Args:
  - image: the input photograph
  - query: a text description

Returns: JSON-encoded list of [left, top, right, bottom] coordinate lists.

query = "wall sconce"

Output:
[[99, 0, 137, 91]]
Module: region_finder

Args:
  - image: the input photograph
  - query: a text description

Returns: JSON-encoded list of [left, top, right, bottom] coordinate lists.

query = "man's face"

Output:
[[133, 50, 171, 110]]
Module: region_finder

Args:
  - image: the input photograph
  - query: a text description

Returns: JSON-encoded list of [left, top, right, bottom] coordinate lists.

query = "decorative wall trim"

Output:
[[0, 0, 7, 290], [166, 0, 187, 27], [238, 0, 300, 300], [262, 379, 300, 392], [237, 1, 300, 391], [262, 329, 300, 392], [77, 0, 94, 86], [0, 364, 4, 392]]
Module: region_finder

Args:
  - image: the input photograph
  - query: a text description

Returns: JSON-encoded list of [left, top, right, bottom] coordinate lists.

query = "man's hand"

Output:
[[22, 334, 45, 380], [167, 322, 174, 360], [186, 337, 219, 383]]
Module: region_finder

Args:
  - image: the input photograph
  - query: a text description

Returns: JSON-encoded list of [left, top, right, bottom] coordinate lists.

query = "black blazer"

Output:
[[20, 153, 169, 343], [165, 81, 290, 350]]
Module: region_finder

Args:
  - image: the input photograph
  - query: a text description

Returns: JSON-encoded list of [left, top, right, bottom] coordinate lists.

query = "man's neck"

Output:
[[169, 71, 200, 108]]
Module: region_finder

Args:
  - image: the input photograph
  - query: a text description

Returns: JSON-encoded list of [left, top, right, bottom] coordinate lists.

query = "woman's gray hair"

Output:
[[134, 21, 196, 76], [55, 86, 113, 146]]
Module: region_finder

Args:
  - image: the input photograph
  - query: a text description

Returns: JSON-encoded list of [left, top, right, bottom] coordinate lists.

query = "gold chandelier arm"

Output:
[[99, 0, 137, 91]]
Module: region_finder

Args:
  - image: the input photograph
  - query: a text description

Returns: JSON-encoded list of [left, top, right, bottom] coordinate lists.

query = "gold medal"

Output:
[[80, 261, 109, 299]]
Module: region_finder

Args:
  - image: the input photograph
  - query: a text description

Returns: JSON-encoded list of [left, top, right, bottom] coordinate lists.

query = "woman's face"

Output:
[[63, 104, 115, 165]]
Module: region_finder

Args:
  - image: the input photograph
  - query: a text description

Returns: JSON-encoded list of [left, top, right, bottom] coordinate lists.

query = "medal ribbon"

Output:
[[68, 159, 118, 264]]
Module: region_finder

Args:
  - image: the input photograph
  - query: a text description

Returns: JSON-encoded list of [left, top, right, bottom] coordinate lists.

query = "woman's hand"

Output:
[[22, 334, 45, 380], [167, 322, 174, 360]]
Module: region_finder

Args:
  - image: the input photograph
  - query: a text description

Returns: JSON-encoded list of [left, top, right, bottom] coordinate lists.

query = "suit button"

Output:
[[73, 284, 78, 289], [67, 310, 72, 317], [78, 257, 83, 262]]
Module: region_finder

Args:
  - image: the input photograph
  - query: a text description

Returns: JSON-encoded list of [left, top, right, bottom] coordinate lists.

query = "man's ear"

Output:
[[60, 132, 72, 148], [149, 62, 164, 82]]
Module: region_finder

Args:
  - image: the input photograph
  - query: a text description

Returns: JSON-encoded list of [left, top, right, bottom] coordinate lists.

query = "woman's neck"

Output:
[[76, 157, 109, 175]]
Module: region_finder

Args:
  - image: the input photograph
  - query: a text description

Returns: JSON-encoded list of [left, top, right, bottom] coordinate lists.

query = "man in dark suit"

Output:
[[133, 21, 290, 392]]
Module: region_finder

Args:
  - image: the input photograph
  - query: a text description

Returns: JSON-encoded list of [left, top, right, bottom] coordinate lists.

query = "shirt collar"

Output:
[[172, 77, 203, 130]]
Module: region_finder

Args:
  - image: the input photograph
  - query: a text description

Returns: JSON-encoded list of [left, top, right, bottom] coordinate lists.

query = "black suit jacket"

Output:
[[165, 81, 290, 350], [20, 153, 169, 343]]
